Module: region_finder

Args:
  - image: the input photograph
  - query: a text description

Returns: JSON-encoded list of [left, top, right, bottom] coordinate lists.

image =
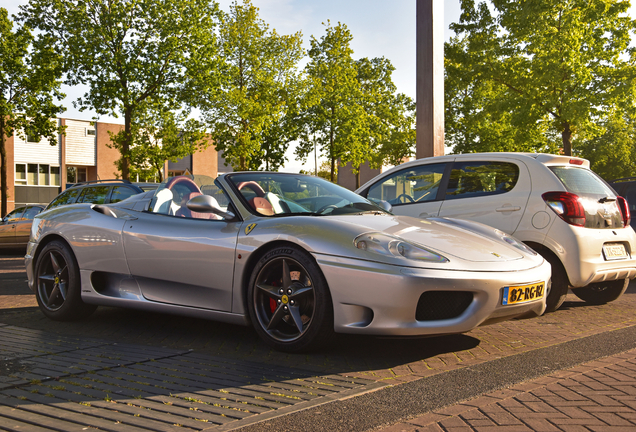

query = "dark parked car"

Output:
[[0, 205, 45, 248], [610, 177, 636, 230], [46, 180, 158, 211]]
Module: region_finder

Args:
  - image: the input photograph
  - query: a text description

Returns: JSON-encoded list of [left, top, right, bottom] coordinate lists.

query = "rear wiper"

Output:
[[599, 196, 617, 203]]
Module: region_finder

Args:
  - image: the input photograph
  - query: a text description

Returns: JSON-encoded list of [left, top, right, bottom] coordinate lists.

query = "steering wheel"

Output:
[[237, 181, 265, 197], [396, 193, 414, 203], [316, 204, 338, 214]]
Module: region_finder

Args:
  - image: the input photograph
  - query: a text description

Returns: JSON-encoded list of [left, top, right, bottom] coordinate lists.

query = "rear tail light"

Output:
[[542, 192, 585, 227], [569, 159, 584, 165], [617, 196, 631, 228]]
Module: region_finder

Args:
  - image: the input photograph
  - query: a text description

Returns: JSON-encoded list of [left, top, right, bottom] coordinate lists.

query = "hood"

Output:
[[326, 214, 524, 263]]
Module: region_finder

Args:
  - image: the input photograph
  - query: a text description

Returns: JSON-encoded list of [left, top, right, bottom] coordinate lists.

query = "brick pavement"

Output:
[[377, 348, 636, 432], [4, 253, 636, 431]]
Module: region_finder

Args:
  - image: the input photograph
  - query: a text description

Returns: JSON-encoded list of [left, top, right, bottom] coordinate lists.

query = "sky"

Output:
[[2, 0, 462, 172]]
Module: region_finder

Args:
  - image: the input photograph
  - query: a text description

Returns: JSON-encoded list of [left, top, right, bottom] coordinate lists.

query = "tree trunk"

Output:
[[561, 122, 572, 156], [0, 117, 7, 217], [355, 168, 360, 190], [122, 108, 132, 180]]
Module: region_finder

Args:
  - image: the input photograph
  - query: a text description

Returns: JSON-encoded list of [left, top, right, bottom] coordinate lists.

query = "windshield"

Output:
[[227, 173, 386, 216]]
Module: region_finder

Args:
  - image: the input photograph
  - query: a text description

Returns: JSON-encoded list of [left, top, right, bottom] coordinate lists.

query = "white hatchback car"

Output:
[[357, 153, 636, 312]]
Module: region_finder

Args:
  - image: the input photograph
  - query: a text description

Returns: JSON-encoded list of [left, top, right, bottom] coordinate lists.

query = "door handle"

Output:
[[496, 206, 521, 212]]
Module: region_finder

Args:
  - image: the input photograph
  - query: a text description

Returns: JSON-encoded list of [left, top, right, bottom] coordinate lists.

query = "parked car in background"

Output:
[[609, 177, 636, 231], [45, 180, 158, 211], [26, 173, 549, 352], [0, 205, 45, 249], [357, 153, 636, 313]]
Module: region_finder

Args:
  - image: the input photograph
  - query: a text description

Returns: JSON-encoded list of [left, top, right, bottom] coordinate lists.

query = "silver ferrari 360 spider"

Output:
[[26, 172, 550, 352]]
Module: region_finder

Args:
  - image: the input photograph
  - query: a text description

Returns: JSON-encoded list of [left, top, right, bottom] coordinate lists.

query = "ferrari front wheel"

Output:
[[34, 240, 96, 321], [248, 245, 334, 352]]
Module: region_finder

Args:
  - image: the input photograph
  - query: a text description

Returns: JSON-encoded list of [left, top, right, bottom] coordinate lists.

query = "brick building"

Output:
[[1, 118, 219, 214]]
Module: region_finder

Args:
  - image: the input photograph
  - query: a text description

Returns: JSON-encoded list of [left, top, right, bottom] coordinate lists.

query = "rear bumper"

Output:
[[543, 224, 636, 287]]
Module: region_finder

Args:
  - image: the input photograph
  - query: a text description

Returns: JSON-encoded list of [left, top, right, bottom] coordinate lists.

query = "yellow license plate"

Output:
[[603, 243, 628, 260], [502, 282, 545, 305]]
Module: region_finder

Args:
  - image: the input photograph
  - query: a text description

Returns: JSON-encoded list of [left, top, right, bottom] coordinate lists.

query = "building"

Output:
[[2, 118, 219, 214]]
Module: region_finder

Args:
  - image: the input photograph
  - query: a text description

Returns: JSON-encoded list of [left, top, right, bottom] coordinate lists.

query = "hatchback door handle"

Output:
[[496, 206, 521, 212]]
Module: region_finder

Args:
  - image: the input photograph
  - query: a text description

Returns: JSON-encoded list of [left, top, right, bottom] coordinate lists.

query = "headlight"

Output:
[[353, 233, 449, 263], [495, 230, 537, 255]]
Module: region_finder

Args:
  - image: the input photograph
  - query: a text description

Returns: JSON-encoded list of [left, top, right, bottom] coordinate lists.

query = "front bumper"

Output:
[[314, 254, 550, 336]]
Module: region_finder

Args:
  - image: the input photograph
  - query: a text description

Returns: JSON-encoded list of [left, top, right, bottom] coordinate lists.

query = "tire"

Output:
[[572, 279, 629, 305], [34, 240, 97, 321], [542, 253, 569, 313], [247, 245, 334, 352]]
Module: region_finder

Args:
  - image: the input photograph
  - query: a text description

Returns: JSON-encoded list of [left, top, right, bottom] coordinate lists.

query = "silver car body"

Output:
[[26, 173, 549, 339]]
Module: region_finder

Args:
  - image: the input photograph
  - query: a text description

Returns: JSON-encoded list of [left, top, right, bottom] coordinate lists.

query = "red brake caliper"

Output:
[[270, 281, 278, 313]]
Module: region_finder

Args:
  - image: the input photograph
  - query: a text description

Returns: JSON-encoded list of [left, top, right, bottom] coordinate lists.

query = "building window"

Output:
[[15, 163, 60, 186], [86, 128, 96, 136], [15, 164, 27, 185], [39, 164, 50, 185], [26, 134, 39, 143], [67, 166, 87, 184], [28, 164, 38, 185], [51, 166, 60, 186]]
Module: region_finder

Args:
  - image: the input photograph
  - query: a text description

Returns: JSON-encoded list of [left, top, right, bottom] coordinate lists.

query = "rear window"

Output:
[[550, 167, 615, 197], [47, 188, 81, 210], [77, 186, 110, 204], [110, 186, 138, 203]]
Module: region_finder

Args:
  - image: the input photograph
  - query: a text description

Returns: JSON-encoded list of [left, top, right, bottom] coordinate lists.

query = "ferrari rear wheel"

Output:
[[35, 240, 96, 321], [572, 279, 629, 305], [248, 245, 334, 352]]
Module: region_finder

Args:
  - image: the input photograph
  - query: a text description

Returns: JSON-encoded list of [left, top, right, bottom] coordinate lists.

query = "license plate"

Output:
[[603, 243, 628, 260], [502, 282, 545, 305]]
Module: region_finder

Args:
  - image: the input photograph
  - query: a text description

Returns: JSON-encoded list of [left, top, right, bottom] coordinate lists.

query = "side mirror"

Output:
[[377, 200, 392, 213], [187, 195, 236, 220]]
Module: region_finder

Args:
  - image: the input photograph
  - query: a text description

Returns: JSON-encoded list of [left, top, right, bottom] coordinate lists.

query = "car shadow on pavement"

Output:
[[0, 304, 481, 374]]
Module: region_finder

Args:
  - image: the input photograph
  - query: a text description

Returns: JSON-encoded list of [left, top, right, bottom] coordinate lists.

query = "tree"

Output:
[[0, 8, 64, 216], [297, 22, 367, 183], [446, 0, 636, 156], [20, 0, 221, 180], [198, 0, 304, 171], [375, 93, 416, 168], [112, 99, 209, 182], [577, 109, 636, 181], [355, 57, 416, 186]]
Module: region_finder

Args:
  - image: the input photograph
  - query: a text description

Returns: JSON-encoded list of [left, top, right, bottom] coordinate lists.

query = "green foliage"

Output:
[[298, 23, 415, 187], [20, 0, 221, 180], [297, 22, 368, 183], [577, 109, 636, 180], [109, 99, 209, 182], [0, 8, 64, 216], [446, 0, 636, 161], [300, 160, 337, 183], [198, 0, 304, 172]]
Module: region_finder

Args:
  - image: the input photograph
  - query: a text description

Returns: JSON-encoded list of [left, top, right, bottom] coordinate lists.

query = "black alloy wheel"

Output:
[[35, 241, 96, 320], [248, 246, 334, 352]]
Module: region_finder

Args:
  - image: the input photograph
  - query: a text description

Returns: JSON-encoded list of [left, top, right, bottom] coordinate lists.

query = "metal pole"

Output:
[[416, 0, 445, 159]]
